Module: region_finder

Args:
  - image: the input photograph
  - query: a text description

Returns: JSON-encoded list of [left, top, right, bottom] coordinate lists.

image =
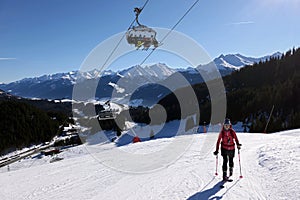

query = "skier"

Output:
[[214, 118, 241, 180], [132, 136, 141, 143], [149, 129, 155, 139]]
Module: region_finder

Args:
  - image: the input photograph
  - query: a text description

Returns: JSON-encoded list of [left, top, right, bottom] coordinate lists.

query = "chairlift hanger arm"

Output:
[[134, 7, 142, 26]]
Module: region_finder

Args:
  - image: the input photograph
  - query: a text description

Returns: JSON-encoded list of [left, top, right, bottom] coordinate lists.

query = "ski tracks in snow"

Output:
[[1, 131, 299, 199]]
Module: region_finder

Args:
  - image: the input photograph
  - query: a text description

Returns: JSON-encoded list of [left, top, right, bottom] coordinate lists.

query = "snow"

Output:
[[60, 99, 76, 103], [115, 119, 192, 146], [52, 99, 77, 103], [117, 72, 124, 78], [0, 145, 42, 161], [0, 127, 299, 200], [128, 99, 144, 107], [198, 52, 281, 73], [108, 82, 125, 93], [119, 63, 177, 81], [30, 97, 42, 100], [143, 63, 176, 80], [85, 131, 115, 145]]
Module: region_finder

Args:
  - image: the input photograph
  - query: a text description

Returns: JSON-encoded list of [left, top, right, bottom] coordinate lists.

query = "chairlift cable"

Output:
[[97, 0, 150, 74], [161, 0, 200, 43], [139, 0, 200, 65]]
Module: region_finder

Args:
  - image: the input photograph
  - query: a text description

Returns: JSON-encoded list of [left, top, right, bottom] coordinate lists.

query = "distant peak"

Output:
[[218, 54, 225, 58], [271, 52, 282, 57]]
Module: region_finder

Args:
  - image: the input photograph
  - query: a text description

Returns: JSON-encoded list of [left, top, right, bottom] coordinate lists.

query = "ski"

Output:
[[220, 178, 233, 188]]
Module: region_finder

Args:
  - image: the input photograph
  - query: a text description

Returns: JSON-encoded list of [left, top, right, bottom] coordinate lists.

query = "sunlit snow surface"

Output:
[[0, 128, 299, 200]]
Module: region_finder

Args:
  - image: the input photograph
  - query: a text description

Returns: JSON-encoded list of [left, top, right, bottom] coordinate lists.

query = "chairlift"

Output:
[[126, 7, 161, 50]]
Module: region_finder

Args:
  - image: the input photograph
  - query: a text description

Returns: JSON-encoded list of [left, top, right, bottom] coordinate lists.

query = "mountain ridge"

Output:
[[0, 52, 281, 100]]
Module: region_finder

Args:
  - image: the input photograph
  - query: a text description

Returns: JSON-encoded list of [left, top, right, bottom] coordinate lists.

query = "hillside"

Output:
[[0, 91, 73, 154], [156, 48, 300, 132], [0, 100, 60, 154], [0, 128, 299, 199], [225, 48, 300, 131]]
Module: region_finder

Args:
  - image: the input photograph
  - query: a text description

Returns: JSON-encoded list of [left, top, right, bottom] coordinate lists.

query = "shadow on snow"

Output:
[[187, 180, 224, 200], [187, 178, 241, 200]]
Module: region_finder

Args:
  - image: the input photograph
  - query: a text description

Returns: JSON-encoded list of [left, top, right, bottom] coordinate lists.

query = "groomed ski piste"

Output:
[[0, 121, 299, 200]]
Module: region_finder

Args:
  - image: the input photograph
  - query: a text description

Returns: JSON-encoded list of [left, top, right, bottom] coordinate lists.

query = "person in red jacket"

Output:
[[214, 118, 241, 180], [132, 136, 141, 143]]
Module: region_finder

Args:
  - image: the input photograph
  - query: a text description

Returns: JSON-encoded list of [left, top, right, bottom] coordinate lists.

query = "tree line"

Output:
[[131, 47, 300, 133], [0, 100, 72, 154]]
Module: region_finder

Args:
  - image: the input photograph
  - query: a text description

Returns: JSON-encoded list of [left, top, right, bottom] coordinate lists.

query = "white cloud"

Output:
[[0, 57, 16, 60], [225, 21, 255, 26]]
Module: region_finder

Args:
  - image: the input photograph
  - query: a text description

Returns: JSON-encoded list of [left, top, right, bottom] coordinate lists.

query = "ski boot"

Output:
[[223, 171, 228, 181]]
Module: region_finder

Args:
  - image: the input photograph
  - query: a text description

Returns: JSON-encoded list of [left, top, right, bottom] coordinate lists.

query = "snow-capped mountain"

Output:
[[213, 54, 254, 70], [0, 63, 177, 99], [118, 63, 176, 81], [16, 71, 78, 84], [0, 52, 281, 101], [211, 52, 281, 70], [128, 52, 282, 106], [197, 52, 282, 75]]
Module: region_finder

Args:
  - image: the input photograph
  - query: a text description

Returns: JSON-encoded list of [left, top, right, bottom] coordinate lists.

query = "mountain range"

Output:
[[0, 52, 281, 105]]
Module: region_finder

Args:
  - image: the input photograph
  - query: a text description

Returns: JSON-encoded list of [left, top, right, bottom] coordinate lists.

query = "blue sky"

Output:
[[1, 0, 300, 83]]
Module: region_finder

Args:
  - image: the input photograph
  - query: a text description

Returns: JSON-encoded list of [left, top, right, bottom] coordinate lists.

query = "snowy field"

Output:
[[0, 129, 299, 200]]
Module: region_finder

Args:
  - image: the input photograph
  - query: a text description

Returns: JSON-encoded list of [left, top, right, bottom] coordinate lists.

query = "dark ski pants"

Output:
[[221, 148, 235, 173]]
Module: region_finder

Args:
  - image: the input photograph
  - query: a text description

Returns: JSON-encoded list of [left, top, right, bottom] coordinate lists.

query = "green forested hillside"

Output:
[[225, 48, 300, 132], [156, 47, 300, 132], [0, 99, 70, 154]]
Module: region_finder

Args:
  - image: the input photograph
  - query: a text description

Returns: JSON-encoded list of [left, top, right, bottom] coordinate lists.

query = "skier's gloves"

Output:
[[213, 151, 218, 155], [237, 144, 242, 150]]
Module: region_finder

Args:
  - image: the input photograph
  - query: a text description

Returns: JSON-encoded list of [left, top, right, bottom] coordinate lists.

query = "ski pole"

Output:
[[264, 105, 274, 133], [238, 149, 243, 178], [215, 154, 218, 176]]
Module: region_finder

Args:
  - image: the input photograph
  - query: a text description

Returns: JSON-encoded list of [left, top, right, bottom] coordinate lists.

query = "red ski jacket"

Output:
[[216, 128, 240, 151], [132, 136, 141, 143]]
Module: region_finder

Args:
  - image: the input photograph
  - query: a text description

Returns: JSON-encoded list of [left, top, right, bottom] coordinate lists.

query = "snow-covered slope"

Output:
[[214, 54, 254, 70], [0, 127, 299, 200], [119, 63, 176, 81], [198, 52, 281, 73]]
